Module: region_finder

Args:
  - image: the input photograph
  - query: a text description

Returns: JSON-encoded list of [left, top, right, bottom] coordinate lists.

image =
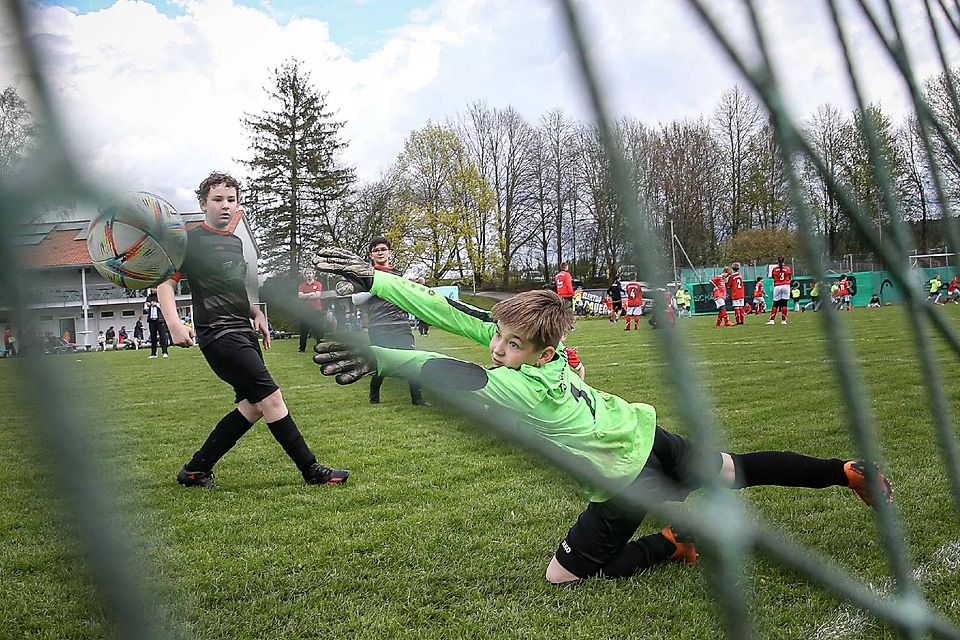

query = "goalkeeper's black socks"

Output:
[[730, 451, 847, 490], [187, 408, 254, 472], [267, 413, 317, 472]]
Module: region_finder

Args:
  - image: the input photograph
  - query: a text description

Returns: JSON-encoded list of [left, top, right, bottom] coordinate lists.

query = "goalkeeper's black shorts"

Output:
[[555, 426, 722, 579]]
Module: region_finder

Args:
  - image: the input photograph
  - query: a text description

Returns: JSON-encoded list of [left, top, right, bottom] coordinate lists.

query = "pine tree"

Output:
[[242, 59, 354, 275]]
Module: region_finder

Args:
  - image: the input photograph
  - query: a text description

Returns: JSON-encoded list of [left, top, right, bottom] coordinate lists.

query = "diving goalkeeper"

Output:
[[311, 248, 893, 584]]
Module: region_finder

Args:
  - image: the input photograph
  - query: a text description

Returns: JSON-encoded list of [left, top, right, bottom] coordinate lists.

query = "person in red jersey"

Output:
[[604, 294, 615, 322], [944, 275, 960, 304], [623, 281, 644, 331], [564, 345, 586, 380], [554, 263, 575, 309], [834, 275, 850, 311], [297, 267, 324, 353], [711, 267, 733, 327], [727, 262, 746, 325], [767, 257, 792, 325], [753, 277, 766, 314]]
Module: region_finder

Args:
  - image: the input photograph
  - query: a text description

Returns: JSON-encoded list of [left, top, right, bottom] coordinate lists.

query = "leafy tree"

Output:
[[719, 227, 796, 264], [0, 86, 36, 178], [242, 59, 354, 276]]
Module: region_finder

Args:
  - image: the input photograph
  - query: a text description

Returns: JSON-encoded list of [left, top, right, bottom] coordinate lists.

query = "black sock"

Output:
[[601, 533, 675, 578], [187, 409, 254, 472], [267, 413, 316, 471], [731, 452, 847, 490], [370, 374, 384, 399], [410, 382, 423, 403]]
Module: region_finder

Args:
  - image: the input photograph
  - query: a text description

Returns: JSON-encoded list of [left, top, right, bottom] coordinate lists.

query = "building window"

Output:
[[101, 311, 114, 318], [122, 309, 136, 317], [40, 314, 54, 321]]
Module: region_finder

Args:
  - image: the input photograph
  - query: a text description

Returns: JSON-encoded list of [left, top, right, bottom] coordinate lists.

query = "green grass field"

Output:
[[2, 305, 959, 639]]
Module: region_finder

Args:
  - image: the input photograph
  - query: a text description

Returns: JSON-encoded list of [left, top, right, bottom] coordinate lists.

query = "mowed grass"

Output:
[[2, 304, 960, 639]]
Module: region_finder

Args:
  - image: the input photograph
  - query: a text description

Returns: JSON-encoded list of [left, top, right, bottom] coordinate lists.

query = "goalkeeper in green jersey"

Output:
[[311, 248, 894, 584]]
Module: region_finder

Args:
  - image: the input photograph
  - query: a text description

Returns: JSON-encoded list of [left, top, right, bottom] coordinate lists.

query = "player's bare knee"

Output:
[[545, 556, 580, 585], [719, 452, 737, 488]]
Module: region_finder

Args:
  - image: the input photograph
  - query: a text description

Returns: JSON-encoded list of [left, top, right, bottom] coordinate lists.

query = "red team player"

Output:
[[727, 262, 746, 325], [767, 256, 792, 325], [624, 281, 644, 331], [753, 277, 766, 314], [711, 267, 734, 327]]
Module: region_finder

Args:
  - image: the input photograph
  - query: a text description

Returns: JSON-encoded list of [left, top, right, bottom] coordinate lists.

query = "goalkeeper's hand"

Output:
[[313, 340, 377, 385], [312, 248, 374, 294]]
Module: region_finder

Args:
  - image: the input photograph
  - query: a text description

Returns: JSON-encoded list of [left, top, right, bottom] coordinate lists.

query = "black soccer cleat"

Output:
[[303, 462, 350, 485], [177, 465, 216, 489]]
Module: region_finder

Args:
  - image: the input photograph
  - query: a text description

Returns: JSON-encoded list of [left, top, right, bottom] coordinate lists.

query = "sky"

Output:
[[2, 0, 958, 212]]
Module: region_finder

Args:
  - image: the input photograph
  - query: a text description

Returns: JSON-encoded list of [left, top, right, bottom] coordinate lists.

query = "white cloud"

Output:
[[1, 0, 957, 212]]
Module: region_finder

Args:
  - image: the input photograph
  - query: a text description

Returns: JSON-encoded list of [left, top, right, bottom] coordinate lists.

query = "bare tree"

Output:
[[0, 86, 36, 179], [712, 85, 764, 235], [648, 119, 724, 263], [802, 104, 847, 254], [899, 116, 933, 251]]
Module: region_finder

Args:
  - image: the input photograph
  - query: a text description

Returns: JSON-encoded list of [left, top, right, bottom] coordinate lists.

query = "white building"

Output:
[[6, 211, 261, 348]]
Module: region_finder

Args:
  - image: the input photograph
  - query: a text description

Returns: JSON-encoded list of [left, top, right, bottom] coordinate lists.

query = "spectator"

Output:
[[105, 325, 116, 349], [96, 330, 106, 352], [144, 291, 169, 358], [3, 325, 16, 356], [118, 325, 128, 346], [554, 263, 575, 309], [297, 267, 324, 353], [867, 293, 881, 308], [133, 317, 145, 349]]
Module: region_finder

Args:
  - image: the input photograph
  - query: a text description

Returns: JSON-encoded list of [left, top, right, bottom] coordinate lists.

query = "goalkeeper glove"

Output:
[[313, 248, 375, 294], [313, 340, 377, 385]]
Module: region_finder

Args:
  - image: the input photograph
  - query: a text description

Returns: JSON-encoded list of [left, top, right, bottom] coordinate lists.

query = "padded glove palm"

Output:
[[312, 248, 374, 294], [313, 340, 377, 385]]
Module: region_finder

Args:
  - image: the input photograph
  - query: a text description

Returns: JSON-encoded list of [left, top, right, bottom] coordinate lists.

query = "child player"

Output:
[[752, 277, 766, 315], [603, 294, 615, 322], [711, 268, 733, 327], [623, 281, 644, 331], [311, 248, 893, 583], [767, 256, 792, 325], [159, 172, 349, 489], [727, 262, 746, 325]]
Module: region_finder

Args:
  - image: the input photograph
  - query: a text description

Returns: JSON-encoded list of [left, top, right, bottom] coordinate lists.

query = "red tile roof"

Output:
[[16, 221, 205, 269]]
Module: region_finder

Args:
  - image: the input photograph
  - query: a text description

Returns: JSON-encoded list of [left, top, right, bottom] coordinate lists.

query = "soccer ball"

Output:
[[87, 191, 187, 289]]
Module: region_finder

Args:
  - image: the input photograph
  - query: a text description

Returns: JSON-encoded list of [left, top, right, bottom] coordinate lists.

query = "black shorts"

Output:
[[612, 300, 623, 312], [555, 426, 722, 579], [202, 330, 279, 404]]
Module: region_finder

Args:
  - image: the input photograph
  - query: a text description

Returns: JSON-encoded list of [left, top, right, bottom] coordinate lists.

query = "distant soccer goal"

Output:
[[909, 251, 955, 271]]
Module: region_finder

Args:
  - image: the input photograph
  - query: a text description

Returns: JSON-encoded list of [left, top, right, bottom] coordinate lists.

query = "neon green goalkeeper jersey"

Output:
[[368, 271, 657, 502]]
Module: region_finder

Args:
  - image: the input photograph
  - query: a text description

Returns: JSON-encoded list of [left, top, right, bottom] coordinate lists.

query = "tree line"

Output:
[[5, 56, 956, 289], [245, 59, 960, 288]]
